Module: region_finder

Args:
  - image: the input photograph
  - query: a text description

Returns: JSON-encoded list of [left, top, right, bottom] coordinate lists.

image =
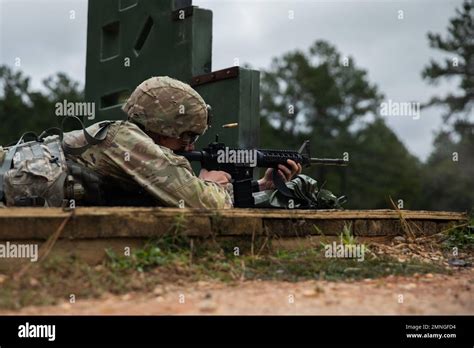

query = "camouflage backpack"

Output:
[[0, 117, 111, 207]]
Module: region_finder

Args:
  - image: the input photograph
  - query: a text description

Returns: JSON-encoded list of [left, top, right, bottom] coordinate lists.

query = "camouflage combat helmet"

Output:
[[122, 76, 209, 138]]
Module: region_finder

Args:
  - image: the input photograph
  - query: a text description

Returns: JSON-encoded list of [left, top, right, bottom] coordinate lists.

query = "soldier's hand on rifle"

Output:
[[199, 169, 232, 186], [258, 159, 302, 191]]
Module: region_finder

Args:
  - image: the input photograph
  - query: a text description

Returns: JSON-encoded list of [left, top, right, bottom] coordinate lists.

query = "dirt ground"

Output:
[[3, 268, 472, 315]]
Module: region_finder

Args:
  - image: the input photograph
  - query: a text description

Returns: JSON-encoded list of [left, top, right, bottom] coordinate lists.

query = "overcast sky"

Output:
[[0, 0, 465, 160]]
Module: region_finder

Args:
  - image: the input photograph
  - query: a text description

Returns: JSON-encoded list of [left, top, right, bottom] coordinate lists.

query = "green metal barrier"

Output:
[[85, 0, 260, 152]]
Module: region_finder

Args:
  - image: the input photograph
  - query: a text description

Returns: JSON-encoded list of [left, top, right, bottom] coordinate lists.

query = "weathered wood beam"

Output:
[[0, 208, 467, 240]]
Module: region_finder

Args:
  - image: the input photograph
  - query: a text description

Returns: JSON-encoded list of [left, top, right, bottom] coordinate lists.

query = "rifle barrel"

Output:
[[310, 158, 348, 166]]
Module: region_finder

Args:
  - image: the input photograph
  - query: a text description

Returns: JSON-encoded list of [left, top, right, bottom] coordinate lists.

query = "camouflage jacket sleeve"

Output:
[[99, 122, 233, 209], [0, 147, 5, 164]]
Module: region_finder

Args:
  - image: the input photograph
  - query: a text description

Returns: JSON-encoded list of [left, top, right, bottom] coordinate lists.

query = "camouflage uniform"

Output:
[[64, 121, 233, 209], [64, 76, 233, 209], [1, 76, 342, 209], [0, 148, 5, 164]]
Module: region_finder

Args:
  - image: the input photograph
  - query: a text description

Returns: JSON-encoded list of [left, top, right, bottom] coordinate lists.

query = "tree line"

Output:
[[0, 1, 472, 212]]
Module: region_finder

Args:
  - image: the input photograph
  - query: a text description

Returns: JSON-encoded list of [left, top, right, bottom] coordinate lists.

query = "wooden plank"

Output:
[[0, 207, 467, 220], [0, 209, 212, 240], [211, 215, 263, 236], [0, 207, 467, 240]]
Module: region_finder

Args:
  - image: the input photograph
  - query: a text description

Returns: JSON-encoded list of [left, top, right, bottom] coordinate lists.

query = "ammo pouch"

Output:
[[1, 135, 105, 207]]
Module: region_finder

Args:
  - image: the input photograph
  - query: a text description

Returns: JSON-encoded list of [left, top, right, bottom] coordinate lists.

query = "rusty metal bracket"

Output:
[[191, 67, 240, 87]]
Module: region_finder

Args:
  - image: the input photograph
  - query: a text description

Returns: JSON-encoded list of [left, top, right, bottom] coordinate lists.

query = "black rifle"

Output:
[[177, 139, 348, 208]]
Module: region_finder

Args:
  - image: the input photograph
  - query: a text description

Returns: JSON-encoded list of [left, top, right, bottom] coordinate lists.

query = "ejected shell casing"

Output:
[[222, 123, 238, 128]]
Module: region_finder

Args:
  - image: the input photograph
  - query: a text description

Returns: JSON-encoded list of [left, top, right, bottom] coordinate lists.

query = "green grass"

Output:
[[0, 233, 452, 310], [339, 223, 357, 245], [442, 219, 474, 251], [236, 250, 448, 282], [105, 237, 447, 283], [0, 256, 133, 309]]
